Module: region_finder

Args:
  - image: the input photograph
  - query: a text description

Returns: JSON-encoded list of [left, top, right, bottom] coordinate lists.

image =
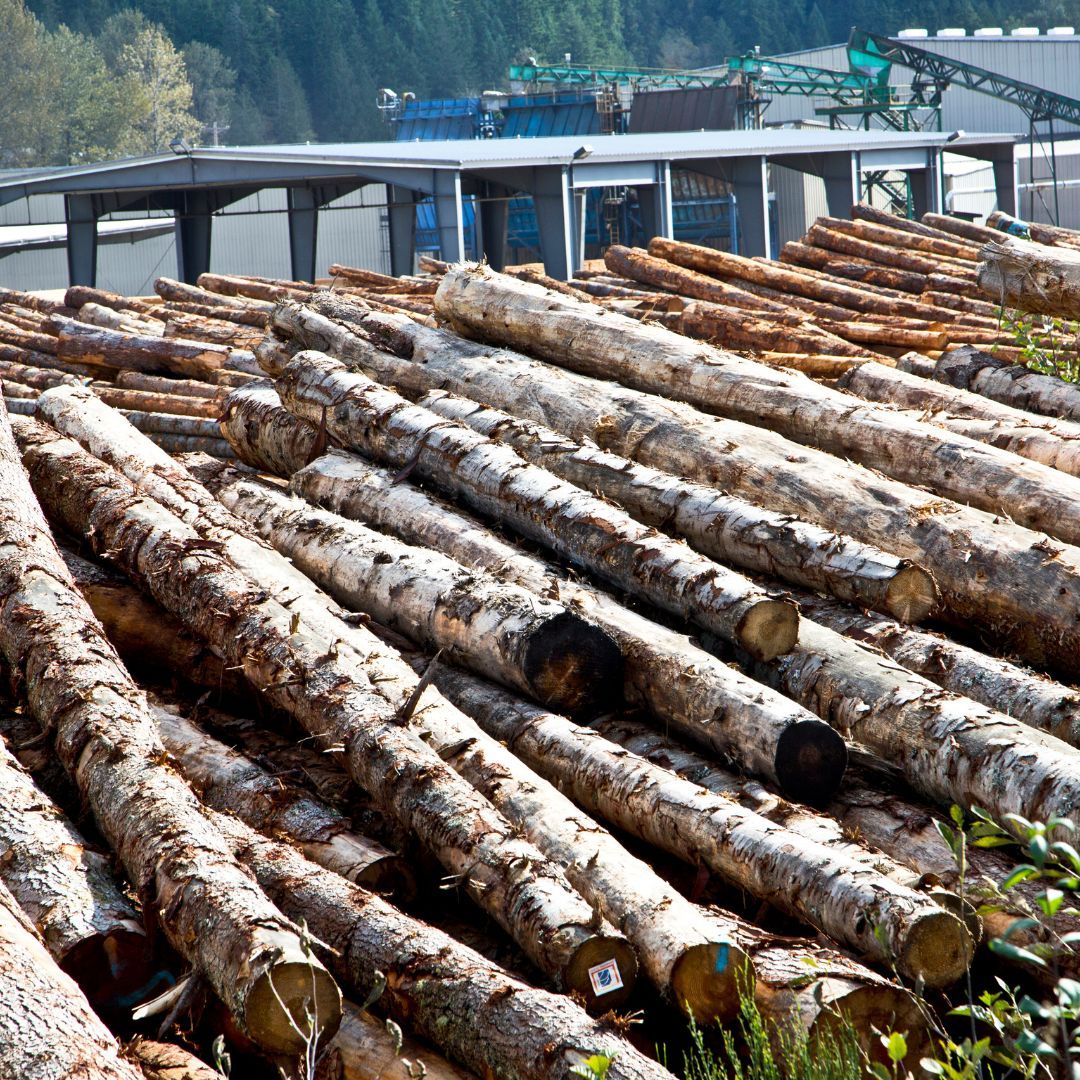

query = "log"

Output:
[[60, 547, 248, 699], [162, 313, 261, 349], [141, 433, 235, 458], [754, 352, 880, 376], [218, 384, 841, 803], [160, 300, 270, 328], [0, 736, 156, 1012], [0, 411, 342, 1055], [430, 664, 972, 987], [987, 209, 1080, 249], [278, 353, 799, 662], [0, 360, 82, 391], [977, 234, 1080, 318], [740, 616, 1080, 829], [329, 264, 440, 294], [921, 212, 1004, 247], [2, 380, 37, 400], [0, 878, 144, 1080], [193, 462, 624, 716], [48, 316, 236, 380], [17, 419, 633, 1007], [152, 702, 414, 897], [64, 286, 162, 319], [925, 271, 981, 296], [806, 224, 976, 278], [839, 359, 1080, 478], [604, 245, 790, 312], [114, 412, 223, 439], [793, 592, 1080, 746], [934, 346, 1080, 421], [113, 373, 221, 403], [93, 387, 219, 418], [649, 237, 963, 322], [197, 272, 307, 303], [213, 812, 670, 1080], [853, 204, 976, 245], [594, 717, 1061, 961], [0, 343, 102, 378], [896, 352, 938, 378], [431, 266, 1080, 673], [214, 369, 270, 388], [0, 286, 76, 316], [285, 443, 844, 802], [0, 317, 60, 354], [919, 290, 1001, 317], [680, 300, 872, 358], [417, 389, 937, 622], [126, 1039, 221, 1080], [817, 214, 979, 261], [815, 319, 949, 351], [778, 240, 929, 293], [362, 648, 757, 1022], [77, 302, 165, 336], [318, 1002, 477, 1080], [154, 277, 274, 313]]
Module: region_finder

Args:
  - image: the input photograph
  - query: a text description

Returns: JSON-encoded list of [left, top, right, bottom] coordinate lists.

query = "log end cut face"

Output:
[[773, 720, 848, 807], [896, 908, 973, 990], [670, 939, 754, 1025], [884, 565, 938, 625], [245, 957, 343, 1055], [565, 933, 639, 1012], [738, 598, 800, 662], [522, 612, 625, 717]]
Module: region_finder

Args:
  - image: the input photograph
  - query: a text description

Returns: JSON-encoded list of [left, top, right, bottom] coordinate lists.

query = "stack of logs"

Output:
[[5, 207, 1080, 1079]]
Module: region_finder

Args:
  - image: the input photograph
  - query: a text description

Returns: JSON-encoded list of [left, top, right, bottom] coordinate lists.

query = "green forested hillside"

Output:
[[7, 0, 1078, 164]]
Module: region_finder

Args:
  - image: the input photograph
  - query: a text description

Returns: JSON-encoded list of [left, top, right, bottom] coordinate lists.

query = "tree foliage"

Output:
[[4, 0, 1076, 165]]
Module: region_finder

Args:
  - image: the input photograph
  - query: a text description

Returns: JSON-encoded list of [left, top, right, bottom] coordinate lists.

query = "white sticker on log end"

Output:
[[587, 958, 624, 997]]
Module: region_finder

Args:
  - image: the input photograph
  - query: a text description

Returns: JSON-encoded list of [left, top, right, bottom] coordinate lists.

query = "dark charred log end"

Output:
[[245, 960, 343, 1055], [773, 721, 847, 807], [565, 934, 638, 1013], [884, 565, 939, 625], [522, 613, 625, 719], [60, 928, 161, 1018], [896, 909, 973, 990], [670, 940, 753, 1025], [806, 983, 928, 1069], [737, 599, 799, 663], [353, 855, 419, 905]]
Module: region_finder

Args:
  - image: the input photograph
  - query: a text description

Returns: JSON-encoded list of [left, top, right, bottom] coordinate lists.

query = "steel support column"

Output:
[[433, 170, 465, 263], [478, 197, 509, 270], [638, 161, 674, 241], [287, 187, 319, 283], [387, 185, 417, 277], [731, 155, 771, 258], [175, 192, 213, 284], [64, 194, 98, 287], [993, 154, 1019, 217], [532, 166, 575, 280], [822, 152, 860, 217]]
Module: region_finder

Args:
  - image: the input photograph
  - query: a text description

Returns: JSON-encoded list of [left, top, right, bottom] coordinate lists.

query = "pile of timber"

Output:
[[10, 215, 1080, 1077]]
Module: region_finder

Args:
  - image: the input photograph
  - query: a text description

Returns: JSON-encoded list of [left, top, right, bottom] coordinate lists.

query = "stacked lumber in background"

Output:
[[9, 208, 1080, 1077]]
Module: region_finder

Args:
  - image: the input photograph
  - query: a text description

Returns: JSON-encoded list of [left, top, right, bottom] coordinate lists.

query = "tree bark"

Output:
[[193, 462, 624, 717], [854, 204, 976, 245], [416, 389, 937, 623], [977, 235, 1080, 318], [219, 383, 327, 473], [427, 265, 1080, 674], [430, 664, 972, 987], [161, 300, 270, 329], [935, 346, 1080, 422], [113, 413, 224, 440], [789, 592, 1080, 747], [0, 360, 82, 391], [0, 412, 342, 1056], [16, 419, 632, 1007], [92, 387, 219, 418], [679, 301, 872, 358], [151, 701, 412, 897], [47, 316, 239, 380], [154, 277, 273, 313], [740, 617, 1080, 830], [805, 225, 974, 277], [114, 373, 222, 400], [0, 737, 156, 1013], [839, 359, 1080, 478], [278, 353, 799, 662], [779, 240, 928, 293], [125, 1039, 221, 1080], [75, 302, 165, 337], [212, 812, 671, 1080], [162, 314, 261, 350], [286, 444, 844, 803], [197, 273, 308, 304], [817, 214, 979, 261], [0, 878, 145, 1080], [920, 213, 1004, 247], [987, 210, 1080, 250], [317, 1002, 477, 1080], [650, 236, 958, 320]]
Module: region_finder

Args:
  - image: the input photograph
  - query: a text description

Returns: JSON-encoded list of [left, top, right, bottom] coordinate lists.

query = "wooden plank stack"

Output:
[[4, 207, 1080, 1078]]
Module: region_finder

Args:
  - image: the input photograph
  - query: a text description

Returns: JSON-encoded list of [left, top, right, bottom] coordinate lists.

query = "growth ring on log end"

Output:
[[564, 934, 639, 1013]]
